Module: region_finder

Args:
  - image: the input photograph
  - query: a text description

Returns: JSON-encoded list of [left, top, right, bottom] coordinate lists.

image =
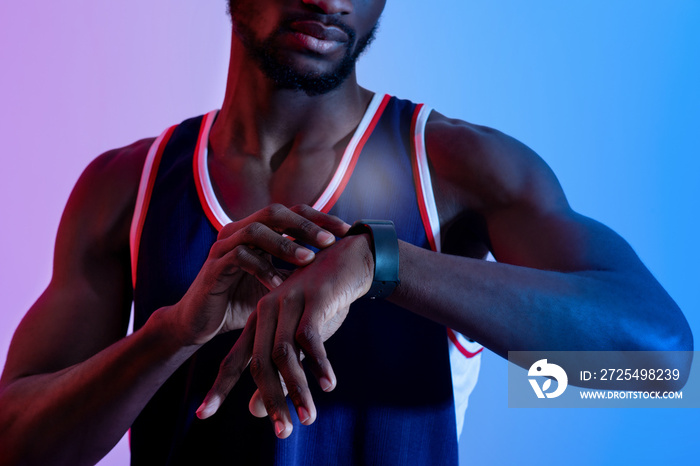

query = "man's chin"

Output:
[[272, 72, 347, 96], [259, 56, 355, 96]]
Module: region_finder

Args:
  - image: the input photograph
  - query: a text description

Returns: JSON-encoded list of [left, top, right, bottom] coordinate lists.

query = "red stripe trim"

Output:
[[193, 116, 224, 231], [319, 94, 391, 213], [447, 328, 484, 358], [409, 104, 437, 252], [409, 105, 483, 360], [131, 125, 176, 286]]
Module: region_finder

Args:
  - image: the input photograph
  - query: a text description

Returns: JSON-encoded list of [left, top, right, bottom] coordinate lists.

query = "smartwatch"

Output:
[[345, 219, 400, 299]]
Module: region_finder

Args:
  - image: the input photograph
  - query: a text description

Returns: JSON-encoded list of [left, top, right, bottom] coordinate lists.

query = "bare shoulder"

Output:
[[424, 111, 569, 216], [74, 137, 154, 216], [62, 137, 155, 253]]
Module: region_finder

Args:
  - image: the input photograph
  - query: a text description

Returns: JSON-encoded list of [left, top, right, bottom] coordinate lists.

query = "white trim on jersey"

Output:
[[412, 104, 442, 253], [311, 93, 386, 212], [129, 125, 175, 287], [196, 110, 229, 227], [411, 105, 484, 439]]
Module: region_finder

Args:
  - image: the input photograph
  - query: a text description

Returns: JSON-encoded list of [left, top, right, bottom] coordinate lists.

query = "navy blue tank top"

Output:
[[130, 95, 459, 465]]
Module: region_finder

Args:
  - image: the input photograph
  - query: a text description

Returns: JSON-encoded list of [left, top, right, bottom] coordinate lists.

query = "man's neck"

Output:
[[210, 40, 373, 165]]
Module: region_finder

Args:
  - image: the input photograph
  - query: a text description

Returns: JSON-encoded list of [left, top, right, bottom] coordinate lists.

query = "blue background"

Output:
[[357, 1, 699, 464]]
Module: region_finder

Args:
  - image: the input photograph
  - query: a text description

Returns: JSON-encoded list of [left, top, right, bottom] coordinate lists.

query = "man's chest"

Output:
[[207, 148, 342, 221]]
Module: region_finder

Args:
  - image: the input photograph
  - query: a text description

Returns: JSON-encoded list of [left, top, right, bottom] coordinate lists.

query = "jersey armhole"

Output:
[[410, 104, 441, 253], [410, 104, 484, 438], [129, 125, 176, 288]]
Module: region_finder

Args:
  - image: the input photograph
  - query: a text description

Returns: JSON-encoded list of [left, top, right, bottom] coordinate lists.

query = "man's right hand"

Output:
[[166, 204, 350, 347]]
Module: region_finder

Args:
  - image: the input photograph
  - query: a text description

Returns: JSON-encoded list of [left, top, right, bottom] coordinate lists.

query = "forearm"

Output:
[[390, 241, 692, 358], [0, 307, 199, 466]]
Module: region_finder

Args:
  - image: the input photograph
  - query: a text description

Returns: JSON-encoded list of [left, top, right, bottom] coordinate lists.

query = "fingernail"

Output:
[[295, 248, 315, 261], [196, 403, 206, 418], [271, 275, 283, 288], [297, 406, 310, 423], [196, 395, 220, 419], [275, 420, 287, 437], [196, 402, 213, 419], [317, 230, 335, 245], [320, 376, 333, 392]]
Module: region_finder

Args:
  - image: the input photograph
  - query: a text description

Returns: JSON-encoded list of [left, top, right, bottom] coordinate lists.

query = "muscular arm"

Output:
[[391, 114, 693, 359], [0, 140, 200, 465]]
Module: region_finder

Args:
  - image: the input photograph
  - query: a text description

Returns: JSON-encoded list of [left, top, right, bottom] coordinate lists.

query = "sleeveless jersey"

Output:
[[129, 94, 483, 465]]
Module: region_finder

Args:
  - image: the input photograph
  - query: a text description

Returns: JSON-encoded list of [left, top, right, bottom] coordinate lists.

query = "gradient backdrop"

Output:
[[1, 1, 698, 465]]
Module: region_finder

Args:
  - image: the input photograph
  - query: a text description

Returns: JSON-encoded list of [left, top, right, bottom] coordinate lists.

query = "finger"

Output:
[[219, 245, 284, 291], [273, 294, 317, 426], [197, 312, 258, 419], [295, 300, 337, 393], [251, 204, 338, 248], [289, 204, 351, 240], [214, 221, 317, 266], [250, 295, 294, 439]]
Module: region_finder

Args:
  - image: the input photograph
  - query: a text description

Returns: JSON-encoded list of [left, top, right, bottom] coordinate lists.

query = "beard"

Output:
[[228, 3, 378, 96]]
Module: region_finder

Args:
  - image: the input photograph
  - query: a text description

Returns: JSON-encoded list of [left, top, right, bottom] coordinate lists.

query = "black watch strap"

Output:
[[345, 219, 400, 299]]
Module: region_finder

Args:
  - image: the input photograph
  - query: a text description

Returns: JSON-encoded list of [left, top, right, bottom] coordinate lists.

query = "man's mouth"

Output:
[[289, 20, 350, 44]]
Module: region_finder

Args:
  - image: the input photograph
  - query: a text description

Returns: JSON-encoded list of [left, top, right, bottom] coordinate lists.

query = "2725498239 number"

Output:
[[596, 368, 680, 381]]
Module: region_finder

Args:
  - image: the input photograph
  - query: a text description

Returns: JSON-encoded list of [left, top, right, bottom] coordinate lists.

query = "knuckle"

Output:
[[249, 355, 268, 379], [286, 383, 306, 403], [241, 222, 263, 240], [263, 203, 285, 218], [271, 342, 295, 366], [280, 290, 301, 309], [290, 204, 310, 215], [217, 222, 235, 240], [298, 217, 316, 232], [232, 245, 250, 263], [276, 238, 295, 256], [295, 324, 318, 348], [257, 294, 276, 314], [314, 355, 328, 371]]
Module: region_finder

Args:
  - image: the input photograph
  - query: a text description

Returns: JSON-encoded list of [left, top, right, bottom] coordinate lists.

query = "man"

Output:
[[0, 1, 693, 465]]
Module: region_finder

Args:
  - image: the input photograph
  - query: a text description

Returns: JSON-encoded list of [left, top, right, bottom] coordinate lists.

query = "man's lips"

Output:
[[289, 20, 350, 43]]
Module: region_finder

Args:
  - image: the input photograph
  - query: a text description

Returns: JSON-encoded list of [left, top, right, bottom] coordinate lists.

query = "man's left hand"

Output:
[[197, 232, 375, 438]]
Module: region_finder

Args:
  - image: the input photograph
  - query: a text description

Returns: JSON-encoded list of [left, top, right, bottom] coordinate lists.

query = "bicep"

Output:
[[3, 275, 131, 382]]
